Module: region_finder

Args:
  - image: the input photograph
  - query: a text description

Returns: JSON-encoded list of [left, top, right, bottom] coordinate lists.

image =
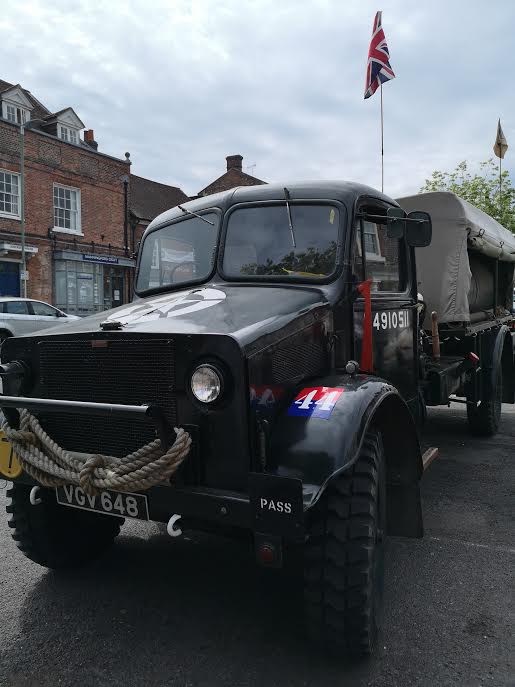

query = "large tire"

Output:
[[6, 483, 123, 569], [467, 362, 502, 437], [304, 429, 386, 656]]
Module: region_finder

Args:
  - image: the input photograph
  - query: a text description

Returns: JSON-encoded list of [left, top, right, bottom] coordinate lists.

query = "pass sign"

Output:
[[288, 387, 344, 419]]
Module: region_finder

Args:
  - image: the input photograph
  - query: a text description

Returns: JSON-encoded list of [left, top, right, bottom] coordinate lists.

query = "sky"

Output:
[[2, 0, 514, 198]]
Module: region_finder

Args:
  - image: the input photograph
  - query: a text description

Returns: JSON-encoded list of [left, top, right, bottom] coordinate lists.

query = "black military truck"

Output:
[[1, 182, 514, 657]]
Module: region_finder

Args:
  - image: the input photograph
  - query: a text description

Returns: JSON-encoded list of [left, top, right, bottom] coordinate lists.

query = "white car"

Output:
[[0, 297, 79, 341]]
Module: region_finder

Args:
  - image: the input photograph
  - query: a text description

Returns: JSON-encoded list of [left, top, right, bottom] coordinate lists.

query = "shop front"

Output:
[[0, 242, 39, 297], [54, 251, 135, 316]]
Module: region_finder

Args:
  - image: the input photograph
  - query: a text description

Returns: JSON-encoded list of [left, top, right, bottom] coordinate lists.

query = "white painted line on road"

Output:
[[429, 536, 515, 555]]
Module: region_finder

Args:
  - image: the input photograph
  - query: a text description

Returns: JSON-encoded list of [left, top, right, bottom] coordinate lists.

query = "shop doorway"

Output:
[[0, 262, 20, 296], [103, 267, 124, 310]]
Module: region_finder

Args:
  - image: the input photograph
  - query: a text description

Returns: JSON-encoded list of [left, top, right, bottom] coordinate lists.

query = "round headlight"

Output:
[[191, 364, 222, 403]]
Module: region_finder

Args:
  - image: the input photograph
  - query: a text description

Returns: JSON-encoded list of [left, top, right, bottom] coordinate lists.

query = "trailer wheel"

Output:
[[303, 429, 385, 656], [6, 483, 123, 569], [467, 363, 502, 437]]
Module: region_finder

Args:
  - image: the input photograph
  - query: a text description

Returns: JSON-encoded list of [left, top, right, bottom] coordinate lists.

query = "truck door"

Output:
[[352, 206, 419, 408]]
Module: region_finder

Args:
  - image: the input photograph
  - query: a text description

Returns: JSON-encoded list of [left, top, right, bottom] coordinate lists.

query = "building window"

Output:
[[363, 221, 380, 256], [53, 184, 81, 234], [58, 125, 79, 145], [0, 169, 20, 219], [5, 104, 29, 125]]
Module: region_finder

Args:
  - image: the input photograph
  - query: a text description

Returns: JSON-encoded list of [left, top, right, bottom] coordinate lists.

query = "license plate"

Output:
[[56, 485, 149, 521]]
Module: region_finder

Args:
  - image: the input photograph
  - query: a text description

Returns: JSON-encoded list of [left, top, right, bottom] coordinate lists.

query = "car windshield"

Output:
[[222, 204, 340, 279], [136, 212, 219, 292]]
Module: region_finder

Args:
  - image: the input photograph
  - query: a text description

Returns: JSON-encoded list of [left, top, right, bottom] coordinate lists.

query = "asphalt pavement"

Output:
[[0, 404, 513, 687]]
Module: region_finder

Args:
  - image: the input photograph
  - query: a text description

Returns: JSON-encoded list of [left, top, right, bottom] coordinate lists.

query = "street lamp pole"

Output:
[[19, 121, 27, 298]]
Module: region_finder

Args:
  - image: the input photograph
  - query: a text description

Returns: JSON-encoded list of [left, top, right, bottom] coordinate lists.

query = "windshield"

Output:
[[136, 212, 219, 292], [222, 204, 340, 279]]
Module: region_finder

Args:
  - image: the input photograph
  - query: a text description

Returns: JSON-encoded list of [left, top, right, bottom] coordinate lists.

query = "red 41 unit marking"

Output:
[[288, 387, 344, 419]]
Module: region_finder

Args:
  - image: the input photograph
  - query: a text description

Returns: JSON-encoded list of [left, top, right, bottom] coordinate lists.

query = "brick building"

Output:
[[0, 79, 135, 315], [197, 154, 265, 197], [0, 77, 265, 317], [129, 174, 188, 249]]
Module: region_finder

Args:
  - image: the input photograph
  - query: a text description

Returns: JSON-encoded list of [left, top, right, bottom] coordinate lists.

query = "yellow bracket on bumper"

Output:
[[0, 431, 22, 479]]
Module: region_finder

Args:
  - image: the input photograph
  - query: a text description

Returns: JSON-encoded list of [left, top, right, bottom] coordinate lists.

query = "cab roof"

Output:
[[145, 180, 397, 233]]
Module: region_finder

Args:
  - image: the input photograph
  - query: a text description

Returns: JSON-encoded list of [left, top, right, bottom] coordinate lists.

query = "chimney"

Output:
[[84, 129, 98, 150], [226, 154, 243, 172]]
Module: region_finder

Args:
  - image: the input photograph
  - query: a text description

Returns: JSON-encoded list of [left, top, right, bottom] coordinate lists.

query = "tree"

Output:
[[420, 159, 515, 232]]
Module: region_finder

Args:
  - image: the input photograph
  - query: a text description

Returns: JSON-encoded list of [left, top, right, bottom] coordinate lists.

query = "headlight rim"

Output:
[[190, 362, 224, 404]]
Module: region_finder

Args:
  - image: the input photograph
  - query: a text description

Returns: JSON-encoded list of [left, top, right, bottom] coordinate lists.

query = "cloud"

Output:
[[2, 0, 514, 198]]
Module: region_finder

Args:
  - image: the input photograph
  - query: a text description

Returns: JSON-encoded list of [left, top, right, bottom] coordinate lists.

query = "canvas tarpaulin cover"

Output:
[[396, 192, 515, 325]]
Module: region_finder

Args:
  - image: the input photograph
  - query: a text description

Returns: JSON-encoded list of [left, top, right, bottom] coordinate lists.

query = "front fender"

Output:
[[269, 373, 423, 537]]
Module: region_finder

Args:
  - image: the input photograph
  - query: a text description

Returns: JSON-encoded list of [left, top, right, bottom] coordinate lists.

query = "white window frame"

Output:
[[0, 168, 21, 220], [3, 103, 29, 125], [53, 183, 82, 235], [58, 124, 79, 145]]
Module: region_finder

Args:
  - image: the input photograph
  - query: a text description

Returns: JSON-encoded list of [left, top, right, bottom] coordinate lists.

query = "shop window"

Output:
[[55, 259, 109, 316], [53, 184, 81, 234], [0, 169, 20, 219]]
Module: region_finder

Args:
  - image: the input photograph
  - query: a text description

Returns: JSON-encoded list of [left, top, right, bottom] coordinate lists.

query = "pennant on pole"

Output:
[[493, 119, 508, 159], [364, 11, 396, 99]]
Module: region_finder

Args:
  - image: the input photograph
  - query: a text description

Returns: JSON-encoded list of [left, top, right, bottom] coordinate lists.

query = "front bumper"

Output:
[[0, 394, 305, 541]]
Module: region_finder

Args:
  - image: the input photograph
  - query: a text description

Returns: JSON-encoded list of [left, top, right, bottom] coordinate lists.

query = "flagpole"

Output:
[[499, 154, 502, 218], [380, 83, 384, 193]]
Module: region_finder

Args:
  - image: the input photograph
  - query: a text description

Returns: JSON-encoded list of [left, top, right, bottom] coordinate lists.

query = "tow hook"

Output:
[[167, 513, 183, 538], [29, 486, 42, 506]]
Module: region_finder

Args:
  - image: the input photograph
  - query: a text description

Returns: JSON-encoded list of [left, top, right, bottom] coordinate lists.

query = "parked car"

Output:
[[0, 298, 79, 341]]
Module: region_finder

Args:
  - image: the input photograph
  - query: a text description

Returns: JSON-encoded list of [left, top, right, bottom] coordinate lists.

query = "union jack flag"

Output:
[[364, 11, 395, 99]]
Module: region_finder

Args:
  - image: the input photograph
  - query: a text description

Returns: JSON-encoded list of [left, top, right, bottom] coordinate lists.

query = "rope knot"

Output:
[[2, 411, 191, 494], [79, 454, 106, 495]]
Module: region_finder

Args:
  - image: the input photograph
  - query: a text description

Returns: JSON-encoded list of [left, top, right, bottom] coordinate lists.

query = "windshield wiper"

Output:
[[283, 187, 296, 248], [178, 205, 215, 226]]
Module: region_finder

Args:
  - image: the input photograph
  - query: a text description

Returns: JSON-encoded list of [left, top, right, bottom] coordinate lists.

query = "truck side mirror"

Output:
[[406, 211, 432, 247], [386, 207, 406, 238]]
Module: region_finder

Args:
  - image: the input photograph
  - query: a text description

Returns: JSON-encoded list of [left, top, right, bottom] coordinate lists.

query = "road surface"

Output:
[[0, 404, 513, 686]]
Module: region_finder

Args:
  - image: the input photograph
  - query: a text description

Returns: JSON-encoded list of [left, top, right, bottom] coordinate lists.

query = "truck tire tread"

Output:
[[303, 429, 384, 656], [6, 483, 122, 569]]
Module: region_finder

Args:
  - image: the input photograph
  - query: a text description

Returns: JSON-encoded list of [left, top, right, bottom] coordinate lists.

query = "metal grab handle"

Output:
[[167, 514, 183, 538], [30, 486, 42, 506]]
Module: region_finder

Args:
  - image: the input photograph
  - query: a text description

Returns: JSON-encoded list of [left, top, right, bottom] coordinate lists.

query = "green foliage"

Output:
[[241, 242, 337, 277], [420, 159, 515, 232]]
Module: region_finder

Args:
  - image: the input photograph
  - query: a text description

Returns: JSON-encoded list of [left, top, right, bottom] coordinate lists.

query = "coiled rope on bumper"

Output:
[[1, 409, 191, 495]]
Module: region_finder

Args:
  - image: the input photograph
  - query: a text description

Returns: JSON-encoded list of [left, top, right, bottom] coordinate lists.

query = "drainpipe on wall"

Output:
[[122, 175, 129, 256], [19, 122, 27, 298], [122, 174, 130, 301]]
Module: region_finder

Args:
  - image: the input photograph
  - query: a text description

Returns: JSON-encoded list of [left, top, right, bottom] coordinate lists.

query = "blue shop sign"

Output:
[[82, 253, 119, 265]]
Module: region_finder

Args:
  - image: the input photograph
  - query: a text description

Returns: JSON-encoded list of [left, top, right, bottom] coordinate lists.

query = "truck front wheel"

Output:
[[303, 429, 385, 656], [6, 483, 123, 569]]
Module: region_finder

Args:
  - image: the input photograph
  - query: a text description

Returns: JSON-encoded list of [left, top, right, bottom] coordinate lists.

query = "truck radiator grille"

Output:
[[271, 339, 325, 383], [36, 338, 176, 458]]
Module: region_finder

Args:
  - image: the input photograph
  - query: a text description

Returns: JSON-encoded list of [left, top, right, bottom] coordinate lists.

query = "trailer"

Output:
[[0, 182, 513, 658], [398, 191, 515, 435]]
